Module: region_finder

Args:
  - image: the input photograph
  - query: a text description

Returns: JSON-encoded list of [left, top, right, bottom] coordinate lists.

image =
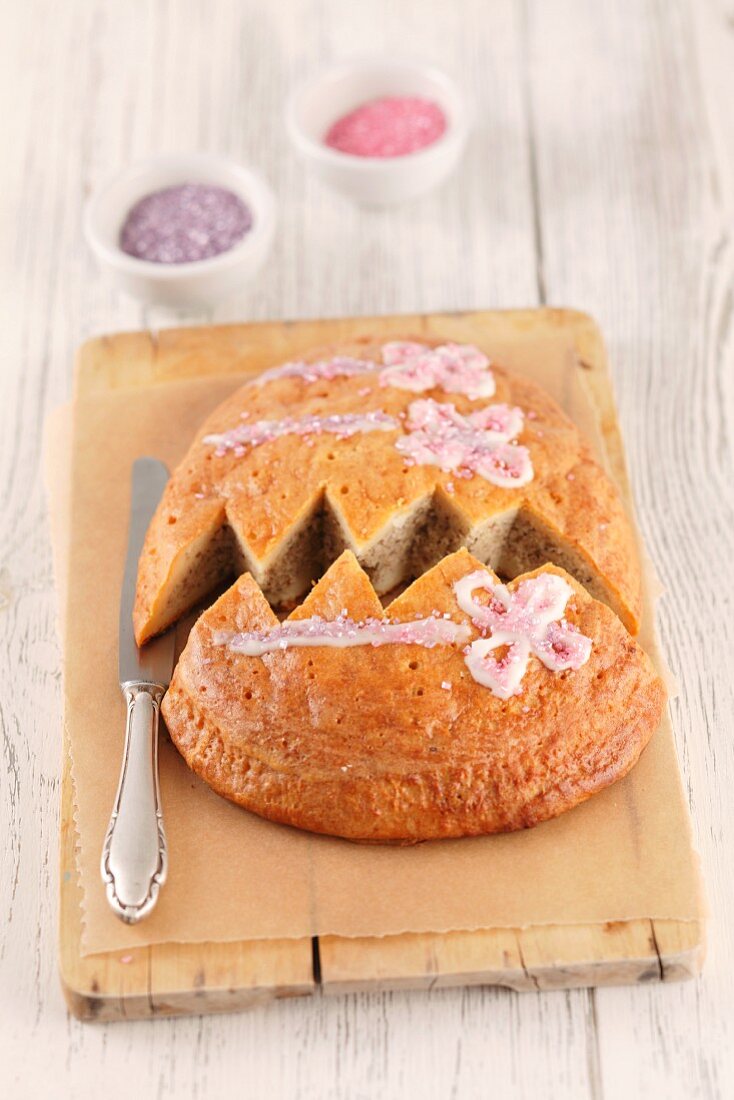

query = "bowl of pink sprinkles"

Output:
[[286, 56, 469, 205], [84, 152, 276, 307]]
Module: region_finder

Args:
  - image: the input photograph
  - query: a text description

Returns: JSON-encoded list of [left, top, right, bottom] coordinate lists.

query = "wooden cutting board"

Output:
[[59, 308, 704, 1021]]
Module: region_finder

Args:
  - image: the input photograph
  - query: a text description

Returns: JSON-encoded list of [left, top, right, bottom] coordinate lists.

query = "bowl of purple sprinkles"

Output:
[[84, 153, 276, 306]]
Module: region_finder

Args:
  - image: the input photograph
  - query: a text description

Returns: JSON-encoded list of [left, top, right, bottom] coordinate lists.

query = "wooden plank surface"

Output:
[[2, 0, 732, 1097], [59, 307, 703, 1017], [60, 734, 315, 1023]]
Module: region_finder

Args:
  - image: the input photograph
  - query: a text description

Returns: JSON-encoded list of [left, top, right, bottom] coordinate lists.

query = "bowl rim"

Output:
[[285, 54, 469, 172], [83, 151, 277, 282]]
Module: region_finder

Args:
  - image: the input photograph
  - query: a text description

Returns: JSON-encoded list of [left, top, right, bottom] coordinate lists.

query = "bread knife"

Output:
[[100, 457, 175, 924]]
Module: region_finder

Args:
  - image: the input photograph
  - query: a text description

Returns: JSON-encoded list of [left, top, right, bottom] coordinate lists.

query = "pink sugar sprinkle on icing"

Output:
[[395, 398, 533, 489], [324, 97, 446, 158], [204, 410, 399, 455], [255, 356, 376, 386], [214, 614, 471, 657], [380, 341, 495, 399], [454, 570, 592, 699], [567, 472, 575, 481]]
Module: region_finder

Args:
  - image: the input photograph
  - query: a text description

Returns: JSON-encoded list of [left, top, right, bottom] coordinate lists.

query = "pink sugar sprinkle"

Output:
[[567, 472, 575, 481], [441, 681, 452, 690], [120, 954, 134, 964], [358, 386, 372, 397], [325, 97, 447, 158]]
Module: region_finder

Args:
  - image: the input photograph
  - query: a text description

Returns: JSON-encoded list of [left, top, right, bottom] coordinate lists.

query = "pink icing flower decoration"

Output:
[[395, 398, 532, 489], [453, 570, 593, 699], [380, 341, 496, 399]]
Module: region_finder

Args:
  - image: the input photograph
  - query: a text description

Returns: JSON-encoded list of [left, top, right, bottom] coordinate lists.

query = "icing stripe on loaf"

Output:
[[203, 396, 532, 489], [252, 341, 496, 400], [213, 570, 591, 703], [255, 355, 377, 385], [214, 614, 471, 655], [204, 410, 399, 456]]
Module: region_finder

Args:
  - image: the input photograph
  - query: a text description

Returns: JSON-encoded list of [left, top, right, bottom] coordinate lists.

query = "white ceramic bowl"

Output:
[[84, 153, 276, 307], [286, 56, 469, 206]]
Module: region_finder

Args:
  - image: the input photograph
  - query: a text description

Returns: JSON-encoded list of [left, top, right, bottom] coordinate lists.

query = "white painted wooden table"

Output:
[[1, 0, 732, 1096]]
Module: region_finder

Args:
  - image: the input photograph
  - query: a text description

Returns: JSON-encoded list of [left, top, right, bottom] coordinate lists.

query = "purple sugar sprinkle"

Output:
[[120, 183, 253, 264]]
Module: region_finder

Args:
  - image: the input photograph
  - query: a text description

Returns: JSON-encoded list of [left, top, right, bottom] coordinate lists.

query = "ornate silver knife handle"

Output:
[[101, 682, 168, 923]]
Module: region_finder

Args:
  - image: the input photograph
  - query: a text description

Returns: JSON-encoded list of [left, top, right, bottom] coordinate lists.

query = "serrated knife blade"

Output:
[[101, 457, 174, 924]]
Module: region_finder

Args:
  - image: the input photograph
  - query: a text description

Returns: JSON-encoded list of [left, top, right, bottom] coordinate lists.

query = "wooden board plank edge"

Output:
[[73, 307, 607, 394], [317, 919, 705, 997]]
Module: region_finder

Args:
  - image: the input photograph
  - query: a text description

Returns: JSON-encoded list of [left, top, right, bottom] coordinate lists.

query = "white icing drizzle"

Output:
[[214, 614, 471, 655], [211, 571, 590, 705], [255, 356, 376, 386], [395, 398, 533, 488], [252, 342, 495, 399], [454, 570, 593, 699], [203, 410, 399, 456], [379, 341, 496, 399], [202, 397, 532, 491]]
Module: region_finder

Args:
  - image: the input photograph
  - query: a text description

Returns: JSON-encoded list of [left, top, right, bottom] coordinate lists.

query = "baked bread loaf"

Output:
[[134, 338, 641, 644], [162, 549, 664, 842]]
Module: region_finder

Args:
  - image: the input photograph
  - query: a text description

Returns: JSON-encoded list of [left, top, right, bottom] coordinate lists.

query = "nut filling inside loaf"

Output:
[[167, 495, 617, 621]]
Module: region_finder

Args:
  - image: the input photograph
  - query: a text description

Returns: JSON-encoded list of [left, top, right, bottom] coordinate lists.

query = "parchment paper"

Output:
[[49, 331, 703, 956]]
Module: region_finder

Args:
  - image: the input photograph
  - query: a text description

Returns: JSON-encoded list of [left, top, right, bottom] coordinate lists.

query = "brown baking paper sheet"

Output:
[[48, 330, 703, 956]]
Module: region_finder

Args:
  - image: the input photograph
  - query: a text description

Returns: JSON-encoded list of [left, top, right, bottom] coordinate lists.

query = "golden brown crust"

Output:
[[161, 549, 665, 842], [134, 337, 642, 643]]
